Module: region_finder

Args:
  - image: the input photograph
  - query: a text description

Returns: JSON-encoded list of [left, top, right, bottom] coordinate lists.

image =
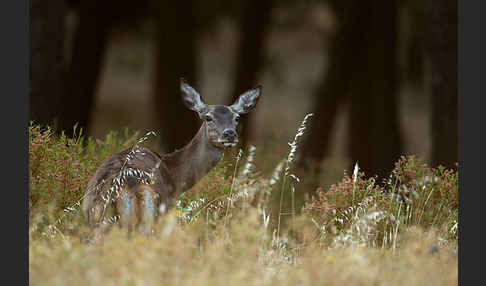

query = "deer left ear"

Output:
[[231, 85, 262, 114], [180, 78, 209, 115]]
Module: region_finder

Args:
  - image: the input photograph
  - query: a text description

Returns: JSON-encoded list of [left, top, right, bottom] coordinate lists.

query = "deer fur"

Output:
[[82, 78, 261, 236]]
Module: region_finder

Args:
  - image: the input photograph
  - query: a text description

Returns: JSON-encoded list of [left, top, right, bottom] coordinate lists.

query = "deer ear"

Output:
[[231, 85, 262, 114], [180, 78, 208, 115]]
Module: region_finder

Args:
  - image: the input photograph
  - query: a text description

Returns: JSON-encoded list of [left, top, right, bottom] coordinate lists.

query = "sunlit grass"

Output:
[[29, 123, 458, 286]]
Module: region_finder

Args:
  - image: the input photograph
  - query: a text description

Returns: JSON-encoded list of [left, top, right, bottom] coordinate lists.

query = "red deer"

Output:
[[82, 78, 261, 237]]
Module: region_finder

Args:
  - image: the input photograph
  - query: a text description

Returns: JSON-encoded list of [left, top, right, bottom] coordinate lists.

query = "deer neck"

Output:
[[162, 123, 223, 194]]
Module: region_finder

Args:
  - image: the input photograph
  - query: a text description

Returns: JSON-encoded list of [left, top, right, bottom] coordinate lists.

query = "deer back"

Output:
[[82, 146, 175, 226]]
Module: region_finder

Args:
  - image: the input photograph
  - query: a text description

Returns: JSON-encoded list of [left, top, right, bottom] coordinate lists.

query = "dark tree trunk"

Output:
[[406, 3, 425, 87], [297, 0, 402, 186], [229, 0, 273, 146], [29, 0, 66, 128], [424, 0, 458, 169], [59, 1, 114, 136], [348, 0, 402, 179], [297, 1, 363, 176], [154, 0, 199, 152]]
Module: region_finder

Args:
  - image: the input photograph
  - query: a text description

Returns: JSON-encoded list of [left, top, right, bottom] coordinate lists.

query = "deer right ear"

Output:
[[180, 78, 208, 115], [231, 85, 262, 114]]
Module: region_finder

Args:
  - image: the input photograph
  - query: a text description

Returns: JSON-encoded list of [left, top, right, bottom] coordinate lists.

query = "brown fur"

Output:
[[82, 123, 223, 228], [82, 79, 261, 236]]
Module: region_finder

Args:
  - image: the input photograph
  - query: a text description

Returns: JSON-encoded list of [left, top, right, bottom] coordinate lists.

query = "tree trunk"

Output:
[[154, 0, 199, 152], [297, 0, 402, 185], [59, 1, 114, 136], [406, 2, 425, 87], [29, 0, 66, 128], [297, 1, 362, 176], [229, 0, 273, 146], [424, 0, 458, 169], [348, 0, 402, 179]]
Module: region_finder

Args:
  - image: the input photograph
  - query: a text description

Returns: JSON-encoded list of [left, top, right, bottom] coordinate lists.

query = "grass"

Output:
[[28, 121, 458, 286]]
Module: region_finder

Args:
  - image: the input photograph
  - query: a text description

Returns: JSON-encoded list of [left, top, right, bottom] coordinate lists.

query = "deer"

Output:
[[82, 78, 262, 237]]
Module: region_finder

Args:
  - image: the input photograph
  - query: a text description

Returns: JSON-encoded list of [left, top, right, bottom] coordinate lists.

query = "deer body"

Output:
[[82, 79, 261, 234]]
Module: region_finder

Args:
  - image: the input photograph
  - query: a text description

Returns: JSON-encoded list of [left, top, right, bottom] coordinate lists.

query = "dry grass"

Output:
[[29, 123, 458, 285], [29, 211, 457, 286]]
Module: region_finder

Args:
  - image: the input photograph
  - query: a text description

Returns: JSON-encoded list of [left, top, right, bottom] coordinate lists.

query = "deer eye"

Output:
[[235, 116, 240, 122], [204, 115, 213, 122]]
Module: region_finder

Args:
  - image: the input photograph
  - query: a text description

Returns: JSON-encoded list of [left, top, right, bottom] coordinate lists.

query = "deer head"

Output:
[[180, 78, 261, 149]]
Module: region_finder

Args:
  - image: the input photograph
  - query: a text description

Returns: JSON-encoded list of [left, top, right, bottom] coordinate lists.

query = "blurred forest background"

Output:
[[30, 0, 457, 191]]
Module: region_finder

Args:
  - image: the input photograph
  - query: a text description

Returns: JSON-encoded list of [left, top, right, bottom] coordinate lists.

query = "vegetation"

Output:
[[29, 121, 458, 285]]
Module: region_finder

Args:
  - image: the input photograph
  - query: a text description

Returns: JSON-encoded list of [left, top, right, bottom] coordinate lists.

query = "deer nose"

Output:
[[223, 129, 237, 142]]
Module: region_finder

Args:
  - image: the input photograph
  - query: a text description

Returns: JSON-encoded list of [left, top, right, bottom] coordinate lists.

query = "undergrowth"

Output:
[[29, 120, 458, 286]]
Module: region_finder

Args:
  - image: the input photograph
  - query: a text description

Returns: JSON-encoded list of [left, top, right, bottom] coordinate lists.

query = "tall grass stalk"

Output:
[[277, 173, 288, 239], [190, 194, 227, 223], [392, 201, 402, 253], [224, 149, 243, 227], [418, 187, 435, 226], [291, 185, 296, 231], [239, 145, 256, 178], [277, 113, 313, 239], [352, 162, 359, 205]]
